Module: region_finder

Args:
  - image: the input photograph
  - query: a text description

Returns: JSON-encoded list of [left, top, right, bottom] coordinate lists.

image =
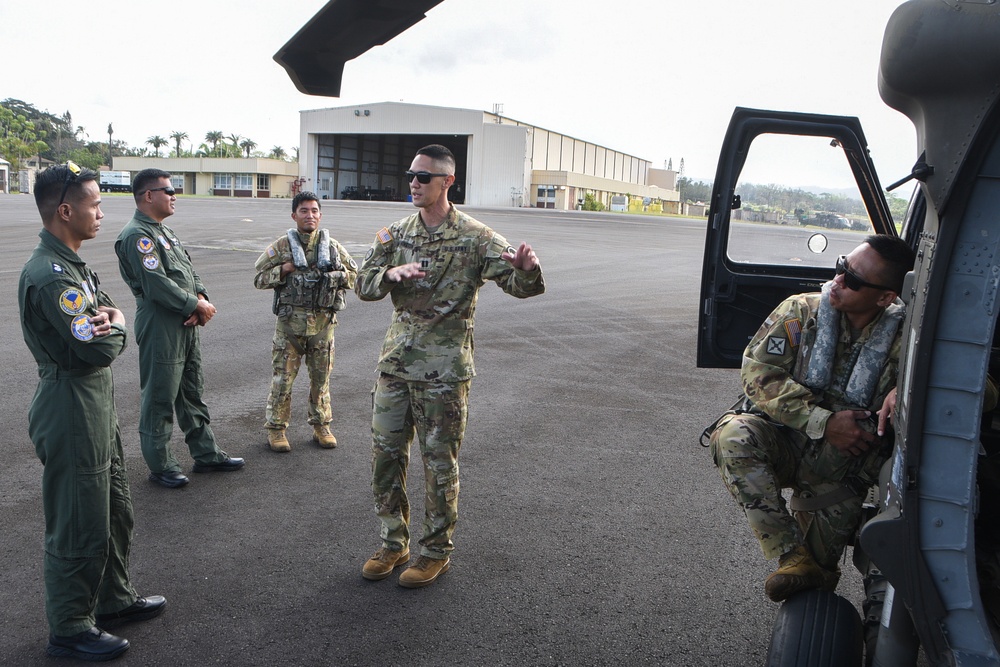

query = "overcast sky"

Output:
[[3, 0, 917, 188]]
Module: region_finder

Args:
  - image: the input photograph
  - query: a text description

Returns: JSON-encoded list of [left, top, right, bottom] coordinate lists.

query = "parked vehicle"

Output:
[[99, 171, 131, 193], [698, 1, 1000, 664]]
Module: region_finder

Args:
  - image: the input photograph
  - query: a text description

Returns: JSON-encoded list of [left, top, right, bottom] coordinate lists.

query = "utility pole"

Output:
[[107, 123, 113, 168]]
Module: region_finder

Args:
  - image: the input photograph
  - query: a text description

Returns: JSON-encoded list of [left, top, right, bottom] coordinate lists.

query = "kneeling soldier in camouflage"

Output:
[[708, 235, 914, 601]]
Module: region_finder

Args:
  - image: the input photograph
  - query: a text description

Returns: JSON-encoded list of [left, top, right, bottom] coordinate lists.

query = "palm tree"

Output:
[[170, 130, 188, 157], [269, 146, 287, 161], [239, 138, 257, 158], [146, 135, 167, 157], [205, 131, 223, 156], [226, 133, 241, 158]]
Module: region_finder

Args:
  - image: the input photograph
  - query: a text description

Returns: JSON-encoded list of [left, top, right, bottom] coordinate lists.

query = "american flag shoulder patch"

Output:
[[784, 319, 802, 347], [376, 227, 393, 245]]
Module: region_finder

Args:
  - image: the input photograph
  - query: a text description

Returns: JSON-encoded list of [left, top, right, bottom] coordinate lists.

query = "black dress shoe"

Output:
[[96, 595, 167, 625], [148, 470, 190, 488], [192, 456, 245, 473], [47, 627, 129, 661]]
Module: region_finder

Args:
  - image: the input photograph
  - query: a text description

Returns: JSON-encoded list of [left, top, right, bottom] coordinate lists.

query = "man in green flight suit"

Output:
[[253, 191, 358, 452], [356, 144, 545, 588], [19, 163, 165, 661], [115, 168, 244, 488], [708, 235, 915, 602]]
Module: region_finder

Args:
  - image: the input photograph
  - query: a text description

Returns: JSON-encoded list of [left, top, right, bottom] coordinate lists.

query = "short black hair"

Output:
[[415, 144, 456, 172], [132, 168, 172, 199], [34, 163, 98, 221], [292, 191, 320, 212], [865, 234, 915, 293]]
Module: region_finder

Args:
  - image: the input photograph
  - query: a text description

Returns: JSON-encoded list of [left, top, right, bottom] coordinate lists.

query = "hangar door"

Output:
[[316, 133, 467, 203]]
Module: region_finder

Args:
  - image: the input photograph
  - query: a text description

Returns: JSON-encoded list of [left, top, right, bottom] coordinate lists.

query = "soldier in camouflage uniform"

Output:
[[356, 145, 545, 588], [708, 235, 914, 602], [253, 191, 358, 452]]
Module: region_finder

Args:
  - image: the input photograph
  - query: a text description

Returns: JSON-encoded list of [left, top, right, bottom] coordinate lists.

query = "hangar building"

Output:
[[298, 101, 680, 211]]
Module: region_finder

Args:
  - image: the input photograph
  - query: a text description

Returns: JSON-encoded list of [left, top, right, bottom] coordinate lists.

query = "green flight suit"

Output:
[[356, 205, 545, 558], [18, 229, 139, 636], [115, 210, 228, 474]]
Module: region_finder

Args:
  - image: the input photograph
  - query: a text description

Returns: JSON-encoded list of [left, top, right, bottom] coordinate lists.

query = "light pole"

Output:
[[107, 123, 113, 168]]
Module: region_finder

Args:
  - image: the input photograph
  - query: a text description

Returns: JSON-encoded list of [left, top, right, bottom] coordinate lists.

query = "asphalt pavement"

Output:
[[0, 193, 865, 666]]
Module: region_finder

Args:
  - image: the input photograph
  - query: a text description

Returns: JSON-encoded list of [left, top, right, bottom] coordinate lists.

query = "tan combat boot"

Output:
[[764, 545, 837, 602], [362, 547, 410, 581], [398, 555, 450, 589], [313, 424, 337, 449], [267, 428, 291, 453]]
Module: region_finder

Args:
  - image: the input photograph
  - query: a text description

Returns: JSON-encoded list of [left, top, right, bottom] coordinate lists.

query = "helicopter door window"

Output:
[[726, 133, 876, 268]]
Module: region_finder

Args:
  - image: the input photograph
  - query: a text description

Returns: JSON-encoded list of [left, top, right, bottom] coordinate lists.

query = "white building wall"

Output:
[[470, 123, 530, 207], [300, 102, 485, 183], [297, 101, 668, 210]]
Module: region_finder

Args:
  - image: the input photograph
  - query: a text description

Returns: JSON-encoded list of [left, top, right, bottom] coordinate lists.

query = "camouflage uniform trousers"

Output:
[[710, 412, 884, 570], [265, 323, 335, 429], [371, 373, 470, 559]]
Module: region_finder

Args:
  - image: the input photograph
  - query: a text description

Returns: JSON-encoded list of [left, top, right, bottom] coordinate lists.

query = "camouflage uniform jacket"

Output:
[[742, 292, 903, 441], [253, 230, 358, 337], [355, 205, 545, 382]]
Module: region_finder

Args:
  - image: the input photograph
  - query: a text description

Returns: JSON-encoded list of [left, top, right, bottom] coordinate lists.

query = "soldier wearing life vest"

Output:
[[253, 191, 357, 452]]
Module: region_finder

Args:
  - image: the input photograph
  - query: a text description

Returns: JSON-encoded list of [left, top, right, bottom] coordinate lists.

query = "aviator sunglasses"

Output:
[[405, 170, 449, 184], [835, 255, 893, 292]]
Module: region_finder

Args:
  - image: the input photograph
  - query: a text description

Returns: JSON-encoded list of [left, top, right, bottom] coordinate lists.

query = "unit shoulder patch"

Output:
[[58, 288, 88, 316], [142, 254, 160, 271], [136, 237, 155, 254], [70, 315, 94, 341], [766, 336, 788, 356]]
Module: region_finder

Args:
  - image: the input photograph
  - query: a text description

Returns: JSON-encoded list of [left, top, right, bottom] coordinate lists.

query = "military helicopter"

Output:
[[698, 1, 1000, 664]]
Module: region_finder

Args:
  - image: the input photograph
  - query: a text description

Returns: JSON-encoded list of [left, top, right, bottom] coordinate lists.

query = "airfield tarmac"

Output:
[[0, 193, 864, 666]]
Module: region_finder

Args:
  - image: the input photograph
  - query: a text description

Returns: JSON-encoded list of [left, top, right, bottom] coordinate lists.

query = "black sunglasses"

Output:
[[57, 161, 82, 206], [405, 170, 449, 184], [143, 186, 176, 196], [835, 255, 893, 292]]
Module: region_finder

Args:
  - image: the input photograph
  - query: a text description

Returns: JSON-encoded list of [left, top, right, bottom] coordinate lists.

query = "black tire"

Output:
[[766, 590, 864, 667]]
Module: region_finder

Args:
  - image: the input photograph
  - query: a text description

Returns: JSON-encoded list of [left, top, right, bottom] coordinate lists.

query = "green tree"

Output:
[[225, 133, 241, 157], [582, 193, 605, 211], [0, 104, 48, 173], [239, 138, 257, 158], [678, 177, 712, 203], [205, 130, 223, 156], [170, 130, 189, 157], [269, 145, 287, 160], [146, 135, 167, 157]]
